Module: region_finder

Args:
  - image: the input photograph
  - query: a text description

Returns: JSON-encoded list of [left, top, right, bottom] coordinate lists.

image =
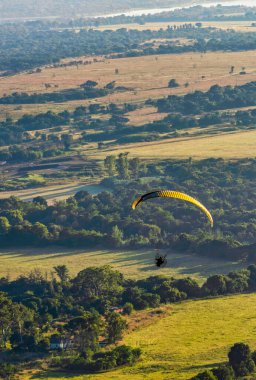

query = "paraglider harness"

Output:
[[155, 253, 167, 267]]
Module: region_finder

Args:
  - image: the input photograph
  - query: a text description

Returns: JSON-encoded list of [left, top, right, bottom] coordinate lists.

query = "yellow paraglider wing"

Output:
[[132, 190, 213, 227]]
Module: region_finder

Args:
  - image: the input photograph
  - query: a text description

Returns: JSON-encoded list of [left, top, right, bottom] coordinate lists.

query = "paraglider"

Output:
[[132, 190, 213, 268], [155, 252, 167, 268], [132, 190, 213, 228]]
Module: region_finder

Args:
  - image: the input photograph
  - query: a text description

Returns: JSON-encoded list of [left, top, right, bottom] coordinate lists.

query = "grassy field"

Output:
[[0, 182, 105, 203], [89, 129, 256, 159], [1, 50, 256, 120], [23, 293, 256, 380], [0, 247, 245, 281]]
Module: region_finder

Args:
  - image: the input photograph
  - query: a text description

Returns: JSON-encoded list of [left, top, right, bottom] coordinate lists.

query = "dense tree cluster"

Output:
[[1, 23, 256, 73], [155, 82, 256, 114], [191, 342, 256, 379], [0, 86, 108, 104], [0, 158, 256, 257]]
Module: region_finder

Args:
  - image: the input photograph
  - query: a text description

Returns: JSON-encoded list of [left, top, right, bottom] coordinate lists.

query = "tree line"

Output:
[[42, 5, 256, 29], [1, 23, 256, 74]]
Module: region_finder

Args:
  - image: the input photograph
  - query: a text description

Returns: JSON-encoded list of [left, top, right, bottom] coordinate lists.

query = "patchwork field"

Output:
[[1, 50, 256, 120], [24, 293, 256, 380], [0, 248, 245, 281], [89, 129, 256, 159]]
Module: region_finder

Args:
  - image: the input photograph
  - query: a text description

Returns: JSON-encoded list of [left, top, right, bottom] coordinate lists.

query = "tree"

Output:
[[191, 370, 217, 380], [229, 66, 235, 74], [110, 225, 124, 248], [81, 80, 98, 88], [54, 265, 70, 283], [168, 79, 179, 88], [31, 222, 50, 241], [0, 363, 17, 380], [33, 196, 47, 206], [61, 134, 73, 150], [129, 157, 141, 178], [212, 365, 235, 380], [105, 312, 127, 344], [228, 342, 255, 377], [72, 266, 124, 306], [123, 302, 134, 315], [202, 275, 228, 296], [0, 217, 11, 235], [104, 155, 116, 176], [67, 311, 101, 353], [116, 153, 129, 179], [105, 81, 116, 90], [0, 292, 14, 349]]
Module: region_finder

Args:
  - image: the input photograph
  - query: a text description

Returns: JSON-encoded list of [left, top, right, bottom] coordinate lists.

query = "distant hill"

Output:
[[0, 0, 215, 20]]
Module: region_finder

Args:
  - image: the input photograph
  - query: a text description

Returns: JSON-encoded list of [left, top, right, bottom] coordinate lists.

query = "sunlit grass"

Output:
[[0, 247, 245, 282], [24, 293, 256, 380]]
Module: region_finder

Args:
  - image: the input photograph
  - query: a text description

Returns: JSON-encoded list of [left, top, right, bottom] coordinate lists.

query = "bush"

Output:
[[123, 302, 134, 315], [212, 365, 235, 380], [191, 370, 217, 380], [0, 363, 17, 380], [168, 79, 179, 88]]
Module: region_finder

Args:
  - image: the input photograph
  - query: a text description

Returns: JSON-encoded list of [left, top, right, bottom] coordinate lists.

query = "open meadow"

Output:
[[0, 247, 245, 281], [23, 293, 256, 380], [1, 50, 256, 120], [89, 129, 256, 159]]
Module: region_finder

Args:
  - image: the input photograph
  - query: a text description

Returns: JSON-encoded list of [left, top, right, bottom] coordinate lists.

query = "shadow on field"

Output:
[[0, 247, 246, 279], [31, 372, 75, 379], [186, 361, 225, 370]]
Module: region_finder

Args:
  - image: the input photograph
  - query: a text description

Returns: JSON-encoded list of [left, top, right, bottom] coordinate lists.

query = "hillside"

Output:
[[26, 294, 256, 379]]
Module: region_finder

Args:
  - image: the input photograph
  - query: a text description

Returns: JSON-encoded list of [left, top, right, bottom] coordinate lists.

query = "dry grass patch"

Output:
[[1, 50, 256, 120], [90, 129, 256, 160], [126, 106, 167, 125]]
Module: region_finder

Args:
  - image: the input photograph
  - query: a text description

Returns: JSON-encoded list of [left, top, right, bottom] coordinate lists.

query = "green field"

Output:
[[0, 248, 245, 282], [25, 293, 256, 380]]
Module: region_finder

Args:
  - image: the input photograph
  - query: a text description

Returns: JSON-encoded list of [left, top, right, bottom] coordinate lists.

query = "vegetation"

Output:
[[2, 23, 256, 74], [1, 263, 256, 378], [191, 342, 256, 379], [0, 158, 255, 261], [1, 5, 256, 379], [58, 5, 256, 28]]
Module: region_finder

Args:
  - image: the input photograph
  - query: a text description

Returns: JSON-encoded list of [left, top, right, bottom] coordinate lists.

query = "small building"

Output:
[[109, 306, 124, 314], [50, 334, 74, 350]]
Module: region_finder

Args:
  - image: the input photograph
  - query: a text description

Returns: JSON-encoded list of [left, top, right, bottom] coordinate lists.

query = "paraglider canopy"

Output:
[[132, 190, 213, 227]]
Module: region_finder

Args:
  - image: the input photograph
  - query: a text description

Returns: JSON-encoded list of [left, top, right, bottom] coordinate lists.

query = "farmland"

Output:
[[89, 129, 256, 159], [1, 50, 256, 121], [23, 293, 256, 380]]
